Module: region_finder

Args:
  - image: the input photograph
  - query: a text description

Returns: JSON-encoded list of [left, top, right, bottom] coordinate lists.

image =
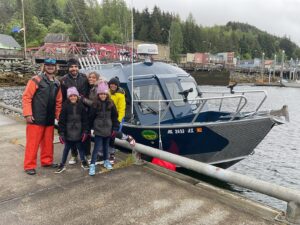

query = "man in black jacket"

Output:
[[60, 58, 90, 164]]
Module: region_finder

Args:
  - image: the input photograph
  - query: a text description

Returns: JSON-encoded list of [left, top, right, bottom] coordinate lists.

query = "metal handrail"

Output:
[[133, 94, 248, 123], [115, 139, 300, 224], [201, 90, 267, 114]]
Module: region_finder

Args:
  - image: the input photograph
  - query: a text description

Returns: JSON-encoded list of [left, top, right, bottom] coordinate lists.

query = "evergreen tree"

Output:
[[170, 21, 183, 63]]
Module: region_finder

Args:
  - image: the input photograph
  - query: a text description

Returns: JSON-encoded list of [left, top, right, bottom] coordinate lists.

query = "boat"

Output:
[[80, 44, 289, 168]]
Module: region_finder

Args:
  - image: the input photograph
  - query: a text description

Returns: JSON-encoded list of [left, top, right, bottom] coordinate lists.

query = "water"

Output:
[[200, 85, 300, 211]]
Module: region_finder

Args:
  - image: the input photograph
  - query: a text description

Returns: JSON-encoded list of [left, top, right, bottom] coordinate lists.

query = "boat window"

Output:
[[165, 82, 185, 106], [181, 81, 200, 110], [133, 84, 167, 114], [181, 81, 198, 100]]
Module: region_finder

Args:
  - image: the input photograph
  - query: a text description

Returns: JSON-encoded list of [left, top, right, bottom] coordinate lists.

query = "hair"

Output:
[[88, 71, 100, 80], [93, 94, 113, 110]]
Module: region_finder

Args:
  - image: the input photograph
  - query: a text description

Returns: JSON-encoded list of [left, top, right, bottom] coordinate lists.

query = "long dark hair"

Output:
[[93, 94, 114, 110]]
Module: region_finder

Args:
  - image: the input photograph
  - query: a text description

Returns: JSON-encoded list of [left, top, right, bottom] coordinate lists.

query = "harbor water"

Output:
[[0, 85, 299, 211], [200, 85, 300, 211]]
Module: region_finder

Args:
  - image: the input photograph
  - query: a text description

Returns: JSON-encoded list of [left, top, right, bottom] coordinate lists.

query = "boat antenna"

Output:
[[131, 0, 134, 117]]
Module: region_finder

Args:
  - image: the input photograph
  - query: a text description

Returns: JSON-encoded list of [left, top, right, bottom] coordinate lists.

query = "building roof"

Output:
[[0, 34, 21, 50], [44, 33, 70, 43]]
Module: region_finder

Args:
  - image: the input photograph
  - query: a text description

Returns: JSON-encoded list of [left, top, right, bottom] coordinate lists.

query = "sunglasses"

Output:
[[44, 58, 56, 65]]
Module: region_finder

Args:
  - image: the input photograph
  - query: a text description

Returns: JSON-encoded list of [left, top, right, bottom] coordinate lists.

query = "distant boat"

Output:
[[80, 44, 288, 168]]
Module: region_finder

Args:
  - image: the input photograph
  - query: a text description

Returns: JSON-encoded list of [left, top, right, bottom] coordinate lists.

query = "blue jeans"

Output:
[[61, 141, 85, 165], [91, 136, 110, 164]]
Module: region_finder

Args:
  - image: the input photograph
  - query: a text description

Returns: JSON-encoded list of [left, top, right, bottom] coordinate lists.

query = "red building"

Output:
[[194, 53, 210, 64]]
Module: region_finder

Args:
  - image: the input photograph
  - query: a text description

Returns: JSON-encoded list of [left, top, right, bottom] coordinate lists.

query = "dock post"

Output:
[[286, 201, 300, 224]]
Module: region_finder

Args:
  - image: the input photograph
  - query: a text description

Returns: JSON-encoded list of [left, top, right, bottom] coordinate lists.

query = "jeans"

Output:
[[71, 136, 91, 157], [61, 141, 85, 165], [91, 136, 110, 164]]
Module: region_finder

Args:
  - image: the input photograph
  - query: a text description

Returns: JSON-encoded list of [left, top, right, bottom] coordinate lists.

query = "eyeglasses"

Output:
[[44, 58, 56, 65], [99, 93, 107, 96]]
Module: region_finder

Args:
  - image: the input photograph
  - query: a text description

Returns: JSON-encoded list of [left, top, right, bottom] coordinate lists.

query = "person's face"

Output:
[[69, 65, 79, 76], [44, 64, 56, 75], [88, 74, 98, 85], [98, 93, 107, 101], [109, 83, 117, 91], [69, 94, 78, 103]]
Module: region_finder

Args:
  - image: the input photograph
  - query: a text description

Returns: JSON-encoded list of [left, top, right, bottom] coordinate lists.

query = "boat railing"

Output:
[[133, 94, 248, 124], [200, 90, 267, 115], [78, 56, 123, 70]]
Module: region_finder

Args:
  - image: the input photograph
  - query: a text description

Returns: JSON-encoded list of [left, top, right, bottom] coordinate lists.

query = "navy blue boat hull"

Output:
[[122, 116, 275, 168]]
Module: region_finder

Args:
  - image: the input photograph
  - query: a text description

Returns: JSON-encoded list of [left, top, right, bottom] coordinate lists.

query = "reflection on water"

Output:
[[186, 85, 300, 210]]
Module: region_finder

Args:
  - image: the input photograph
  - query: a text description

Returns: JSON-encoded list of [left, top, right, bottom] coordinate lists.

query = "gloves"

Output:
[[111, 130, 117, 139], [59, 136, 65, 144], [81, 133, 89, 142], [126, 135, 136, 147]]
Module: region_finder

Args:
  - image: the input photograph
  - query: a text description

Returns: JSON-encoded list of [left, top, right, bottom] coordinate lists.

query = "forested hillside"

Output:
[[0, 0, 299, 61]]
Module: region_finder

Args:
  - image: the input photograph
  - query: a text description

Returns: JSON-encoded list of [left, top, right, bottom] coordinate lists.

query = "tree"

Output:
[[169, 21, 183, 63], [149, 18, 161, 43], [48, 19, 72, 34], [137, 8, 150, 41], [98, 23, 122, 43], [34, 0, 54, 27]]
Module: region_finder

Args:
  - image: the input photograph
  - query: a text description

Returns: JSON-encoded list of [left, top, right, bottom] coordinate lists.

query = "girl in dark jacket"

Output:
[[89, 81, 119, 175], [56, 87, 89, 173]]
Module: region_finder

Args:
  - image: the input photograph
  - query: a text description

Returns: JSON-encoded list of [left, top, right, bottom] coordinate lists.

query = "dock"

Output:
[[0, 114, 292, 225]]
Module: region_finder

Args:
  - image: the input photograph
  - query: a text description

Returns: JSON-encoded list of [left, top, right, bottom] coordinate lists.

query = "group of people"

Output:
[[22, 58, 135, 176]]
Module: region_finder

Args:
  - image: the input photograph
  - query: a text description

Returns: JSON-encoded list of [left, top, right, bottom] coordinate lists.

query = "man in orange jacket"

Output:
[[22, 58, 62, 175]]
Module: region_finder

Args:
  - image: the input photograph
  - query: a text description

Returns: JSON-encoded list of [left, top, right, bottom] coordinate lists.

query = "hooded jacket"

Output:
[[109, 87, 126, 122], [58, 99, 89, 141], [89, 99, 119, 137]]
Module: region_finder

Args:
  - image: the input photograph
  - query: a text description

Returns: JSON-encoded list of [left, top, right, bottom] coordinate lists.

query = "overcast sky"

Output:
[[124, 0, 300, 46]]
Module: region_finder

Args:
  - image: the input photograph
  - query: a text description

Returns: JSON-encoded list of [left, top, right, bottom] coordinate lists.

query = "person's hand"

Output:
[[25, 116, 34, 123], [81, 133, 89, 142], [59, 136, 65, 144], [126, 135, 136, 147]]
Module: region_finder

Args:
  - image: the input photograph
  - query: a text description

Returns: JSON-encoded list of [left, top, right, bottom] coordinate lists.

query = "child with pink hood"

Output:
[[88, 81, 119, 175]]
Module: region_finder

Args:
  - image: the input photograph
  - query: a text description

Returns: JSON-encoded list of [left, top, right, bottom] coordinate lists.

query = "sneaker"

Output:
[[95, 155, 104, 165], [109, 153, 115, 165], [68, 156, 78, 165], [25, 169, 36, 175], [103, 160, 113, 170], [42, 163, 59, 168], [89, 164, 96, 176], [55, 164, 66, 174], [81, 160, 89, 170]]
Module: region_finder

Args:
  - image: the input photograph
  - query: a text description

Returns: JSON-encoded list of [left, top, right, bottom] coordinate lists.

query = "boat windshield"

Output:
[[133, 84, 167, 114], [165, 82, 185, 106]]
